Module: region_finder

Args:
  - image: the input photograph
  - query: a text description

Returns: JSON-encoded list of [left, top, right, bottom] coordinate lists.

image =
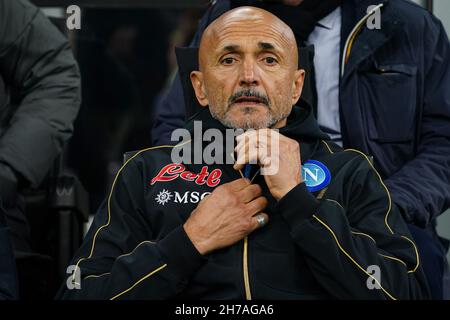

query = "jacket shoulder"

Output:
[[391, 0, 443, 32], [316, 140, 374, 174], [125, 143, 179, 164], [0, 0, 39, 52]]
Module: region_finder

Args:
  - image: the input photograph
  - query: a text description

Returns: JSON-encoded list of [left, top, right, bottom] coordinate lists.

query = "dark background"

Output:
[[31, 1, 209, 211]]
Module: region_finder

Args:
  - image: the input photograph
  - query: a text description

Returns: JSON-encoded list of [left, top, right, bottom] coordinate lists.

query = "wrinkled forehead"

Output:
[[199, 7, 297, 65], [213, 23, 294, 52]]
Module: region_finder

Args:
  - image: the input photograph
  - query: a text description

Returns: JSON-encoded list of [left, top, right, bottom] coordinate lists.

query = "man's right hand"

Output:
[[184, 178, 268, 255]]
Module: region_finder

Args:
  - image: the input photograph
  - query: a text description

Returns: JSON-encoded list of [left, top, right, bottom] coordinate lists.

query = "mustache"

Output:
[[228, 89, 270, 107]]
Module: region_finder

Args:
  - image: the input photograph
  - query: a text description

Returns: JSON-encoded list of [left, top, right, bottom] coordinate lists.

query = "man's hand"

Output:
[[233, 129, 302, 201], [184, 178, 268, 255]]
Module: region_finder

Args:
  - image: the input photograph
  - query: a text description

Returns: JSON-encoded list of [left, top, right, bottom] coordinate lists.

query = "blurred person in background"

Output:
[[0, 203, 17, 300], [0, 0, 81, 297], [152, 0, 450, 299], [68, 9, 201, 211]]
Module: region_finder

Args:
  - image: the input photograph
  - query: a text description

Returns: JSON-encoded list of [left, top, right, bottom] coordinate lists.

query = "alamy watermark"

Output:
[[66, 5, 81, 30], [62, 4, 381, 32], [66, 265, 81, 290], [366, 265, 382, 290], [170, 121, 280, 175], [367, 5, 382, 30]]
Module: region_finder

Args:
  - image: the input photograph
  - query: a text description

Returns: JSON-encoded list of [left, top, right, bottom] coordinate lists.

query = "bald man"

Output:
[[58, 7, 429, 300]]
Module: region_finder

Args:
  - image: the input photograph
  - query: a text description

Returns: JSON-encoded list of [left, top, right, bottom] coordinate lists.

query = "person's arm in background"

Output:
[[0, 0, 81, 197], [0, 203, 18, 300], [151, 0, 230, 146], [384, 17, 450, 227]]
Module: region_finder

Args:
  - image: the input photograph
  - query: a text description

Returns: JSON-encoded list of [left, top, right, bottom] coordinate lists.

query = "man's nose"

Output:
[[239, 59, 260, 87]]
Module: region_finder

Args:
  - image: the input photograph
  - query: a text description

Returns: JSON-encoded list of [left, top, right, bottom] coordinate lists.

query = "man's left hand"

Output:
[[234, 129, 302, 201]]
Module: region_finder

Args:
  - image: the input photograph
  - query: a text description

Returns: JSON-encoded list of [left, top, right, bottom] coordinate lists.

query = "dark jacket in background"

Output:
[[151, 0, 450, 229], [0, 0, 81, 189], [0, 0, 81, 251], [0, 204, 18, 300]]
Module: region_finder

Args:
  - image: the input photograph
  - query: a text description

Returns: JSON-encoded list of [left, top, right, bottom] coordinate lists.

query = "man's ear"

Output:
[[291, 69, 305, 106], [190, 71, 209, 107]]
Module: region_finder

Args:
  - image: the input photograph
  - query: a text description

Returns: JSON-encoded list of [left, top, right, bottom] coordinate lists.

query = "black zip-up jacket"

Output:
[[58, 104, 430, 300]]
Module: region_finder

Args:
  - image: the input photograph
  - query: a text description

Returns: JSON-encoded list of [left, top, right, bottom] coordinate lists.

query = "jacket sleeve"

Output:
[[57, 158, 205, 300], [0, 0, 81, 187], [276, 152, 430, 300], [384, 17, 450, 227], [151, 0, 230, 146]]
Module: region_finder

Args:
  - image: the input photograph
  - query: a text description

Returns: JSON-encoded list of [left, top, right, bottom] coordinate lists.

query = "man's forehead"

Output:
[[220, 41, 277, 51], [199, 7, 297, 65], [216, 38, 282, 52], [209, 25, 294, 54]]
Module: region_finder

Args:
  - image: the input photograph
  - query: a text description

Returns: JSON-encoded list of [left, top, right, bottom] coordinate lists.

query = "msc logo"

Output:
[[155, 189, 173, 205], [302, 160, 331, 192], [155, 190, 211, 206]]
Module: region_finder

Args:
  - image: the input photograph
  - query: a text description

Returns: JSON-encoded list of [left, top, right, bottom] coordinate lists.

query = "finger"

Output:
[[250, 213, 269, 231], [237, 184, 262, 203], [237, 129, 275, 150], [235, 144, 272, 172], [200, 193, 211, 202], [228, 178, 251, 191], [234, 130, 280, 171], [258, 152, 272, 167], [236, 129, 258, 144], [235, 136, 257, 157], [234, 141, 259, 171], [235, 131, 258, 158], [246, 196, 268, 216], [236, 130, 276, 165], [234, 150, 259, 171]]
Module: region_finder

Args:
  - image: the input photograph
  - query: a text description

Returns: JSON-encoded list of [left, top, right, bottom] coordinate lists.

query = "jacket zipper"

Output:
[[243, 236, 252, 300], [340, 3, 385, 77], [239, 167, 260, 300]]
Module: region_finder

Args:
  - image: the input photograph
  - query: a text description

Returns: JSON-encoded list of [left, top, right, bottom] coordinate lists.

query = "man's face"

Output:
[[191, 7, 305, 130]]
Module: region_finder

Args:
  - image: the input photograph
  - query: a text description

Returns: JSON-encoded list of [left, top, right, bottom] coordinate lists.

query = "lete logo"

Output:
[[151, 164, 222, 187]]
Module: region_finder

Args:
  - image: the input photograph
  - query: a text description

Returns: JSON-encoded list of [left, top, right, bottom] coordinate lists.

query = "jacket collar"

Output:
[[340, 0, 405, 80]]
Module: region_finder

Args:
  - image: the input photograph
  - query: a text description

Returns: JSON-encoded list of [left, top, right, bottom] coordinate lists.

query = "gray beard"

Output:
[[210, 107, 289, 130]]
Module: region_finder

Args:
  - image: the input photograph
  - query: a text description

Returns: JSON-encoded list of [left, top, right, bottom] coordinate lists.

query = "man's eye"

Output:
[[221, 57, 236, 65], [264, 57, 278, 65]]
